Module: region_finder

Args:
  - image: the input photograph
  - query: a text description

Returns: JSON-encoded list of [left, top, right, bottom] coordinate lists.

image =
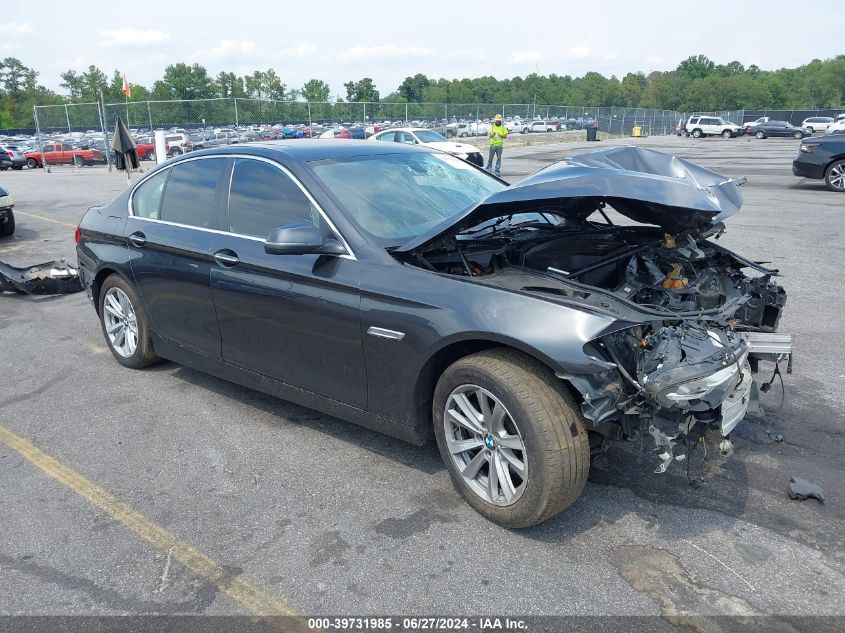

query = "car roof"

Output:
[[183, 139, 431, 163], [379, 127, 432, 133]]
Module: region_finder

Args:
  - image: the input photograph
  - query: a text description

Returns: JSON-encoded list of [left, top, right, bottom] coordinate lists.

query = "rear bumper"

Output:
[[792, 159, 825, 179]]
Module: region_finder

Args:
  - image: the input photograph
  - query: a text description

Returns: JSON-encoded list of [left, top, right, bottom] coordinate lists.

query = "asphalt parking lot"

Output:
[[1, 135, 843, 629]]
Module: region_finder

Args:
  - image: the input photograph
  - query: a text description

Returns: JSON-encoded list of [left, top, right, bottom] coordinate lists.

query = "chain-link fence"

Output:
[[22, 99, 845, 170]]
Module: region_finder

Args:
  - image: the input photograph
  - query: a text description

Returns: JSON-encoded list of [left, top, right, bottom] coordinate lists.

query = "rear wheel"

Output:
[[0, 210, 14, 237], [26, 158, 39, 169], [825, 160, 845, 192], [98, 275, 160, 369], [12, 165, 23, 170], [433, 349, 590, 528], [170, 147, 182, 156], [756, 131, 766, 139], [806, 127, 814, 134]]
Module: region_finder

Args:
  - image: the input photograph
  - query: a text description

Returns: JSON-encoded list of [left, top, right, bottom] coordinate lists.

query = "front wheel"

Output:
[[433, 349, 590, 528], [0, 210, 14, 237], [692, 129, 703, 138], [73, 155, 84, 167], [825, 159, 845, 192], [722, 130, 733, 138], [793, 131, 804, 140], [99, 275, 160, 369]]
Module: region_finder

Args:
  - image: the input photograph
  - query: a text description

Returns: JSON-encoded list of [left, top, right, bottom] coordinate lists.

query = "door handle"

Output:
[[128, 232, 146, 247], [213, 250, 240, 268]]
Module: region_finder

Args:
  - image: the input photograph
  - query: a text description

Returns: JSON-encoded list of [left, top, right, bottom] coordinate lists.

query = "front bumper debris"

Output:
[[0, 259, 84, 295]]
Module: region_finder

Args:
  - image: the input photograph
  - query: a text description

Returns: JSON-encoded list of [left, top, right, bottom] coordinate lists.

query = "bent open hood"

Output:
[[397, 146, 744, 253]]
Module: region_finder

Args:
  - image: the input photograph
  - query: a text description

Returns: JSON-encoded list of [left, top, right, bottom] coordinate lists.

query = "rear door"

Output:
[[209, 156, 366, 406], [126, 156, 232, 358]]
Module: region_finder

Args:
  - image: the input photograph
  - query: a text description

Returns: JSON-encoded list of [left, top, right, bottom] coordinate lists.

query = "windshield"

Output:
[[414, 130, 447, 143], [311, 152, 505, 245]]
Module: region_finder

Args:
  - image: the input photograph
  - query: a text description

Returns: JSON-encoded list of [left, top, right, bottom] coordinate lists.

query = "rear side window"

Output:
[[227, 158, 322, 239], [132, 169, 169, 219], [160, 158, 229, 229]]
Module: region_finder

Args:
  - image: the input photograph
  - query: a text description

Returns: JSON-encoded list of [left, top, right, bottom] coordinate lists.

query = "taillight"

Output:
[[800, 143, 819, 153], [6, 151, 12, 158], [74, 225, 81, 244]]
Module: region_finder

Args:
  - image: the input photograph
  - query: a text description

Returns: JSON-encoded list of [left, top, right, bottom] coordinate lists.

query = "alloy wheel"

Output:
[[103, 287, 138, 358], [443, 385, 527, 506], [828, 164, 845, 191]]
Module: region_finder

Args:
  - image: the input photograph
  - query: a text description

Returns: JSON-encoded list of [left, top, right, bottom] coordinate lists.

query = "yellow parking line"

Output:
[[0, 425, 306, 630], [13, 210, 77, 229]]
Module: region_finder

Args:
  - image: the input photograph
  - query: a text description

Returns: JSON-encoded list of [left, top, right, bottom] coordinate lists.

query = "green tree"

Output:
[[153, 63, 215, 100], [301, 79, 331, 102], [343, 78, 379, 102], [398, 73, 430, 102], [677, 55, 716, 80]]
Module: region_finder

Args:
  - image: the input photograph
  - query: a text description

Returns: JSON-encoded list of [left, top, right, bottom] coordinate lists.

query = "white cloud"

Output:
[[334, 44, 434, 62], [99, 27, 171, 47], [0, 21, 34, 36], [603, 52, 620, 61], [509, 50, 543, 64], [0, 43, 17, 53], [276, 41, 316, 59], [193, 39, 256, 60], [567, 47, 593, 60]]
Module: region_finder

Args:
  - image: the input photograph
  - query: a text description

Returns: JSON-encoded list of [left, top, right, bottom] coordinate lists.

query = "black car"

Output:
[[749, 120, 811, 140], [0, 185, 14, 236], [76, 142, 792, 528], [793, 134, 845, 191]]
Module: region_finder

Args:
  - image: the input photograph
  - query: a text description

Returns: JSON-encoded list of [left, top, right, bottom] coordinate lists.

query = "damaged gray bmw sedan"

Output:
[[77, 142, 793, 528]]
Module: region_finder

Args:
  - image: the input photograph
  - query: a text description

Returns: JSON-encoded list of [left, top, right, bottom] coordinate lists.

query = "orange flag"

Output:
[[121, 74, 131, 99]]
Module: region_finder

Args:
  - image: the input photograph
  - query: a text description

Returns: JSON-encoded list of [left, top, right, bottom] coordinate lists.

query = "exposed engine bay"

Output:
[[404, 215, 791, 472]]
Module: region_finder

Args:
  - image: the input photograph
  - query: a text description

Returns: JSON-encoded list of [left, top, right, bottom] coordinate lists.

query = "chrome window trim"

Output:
[[127, 153, 356, 260]]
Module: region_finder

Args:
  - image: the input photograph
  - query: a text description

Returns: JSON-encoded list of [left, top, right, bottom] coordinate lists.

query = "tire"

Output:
[[433, 348, 590, 528], [825, 159, 845, 192], [148, 152, 157, 162], [170, 147, 182, 156], [756, 131, 766, 139], [692, 129, 703, 138], [26, 158, 40, 169], [0, 210, 14, 237], [12, 165, 23, 170], [98, 275, 160, 369], [0, 165, 6, 171], [806, 127, 814, 134], [73, 155, 84, 167], [521, 128, 527, 134], [793, 131, 804, 140], [722, 130, 732, 138]]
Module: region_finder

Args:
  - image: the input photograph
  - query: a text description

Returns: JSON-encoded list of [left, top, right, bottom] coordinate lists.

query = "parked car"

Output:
[[749, 121, 811, 140], [347, 127, 367, 140], [793, 134, 845, 191], [76, 143, 791, 528], [0, 144, 27, 170], [526, 120, 556, 133], [370, 128, 484, 166], [743, 117, 769, 133], [192, 132, 239, 150], [301, 127, 323, 138], [24, 142, 105, 168], [164, 133, 193, 157], [319, 127, 352, 139], [685, 116, 743, 138], [0, 185, 13, 236], [825, 118, 845, 135], [280, 127, 305, 139], [801, 117, 835, 133], [134, 138, 157, 161]]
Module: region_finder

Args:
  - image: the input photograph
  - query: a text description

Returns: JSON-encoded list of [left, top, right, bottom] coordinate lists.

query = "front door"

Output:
[[209, 157, 366, 407], [126, 156, 232, 358]]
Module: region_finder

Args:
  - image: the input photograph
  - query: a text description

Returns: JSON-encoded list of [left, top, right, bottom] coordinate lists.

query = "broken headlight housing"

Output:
[[657, 362, 740, 406]]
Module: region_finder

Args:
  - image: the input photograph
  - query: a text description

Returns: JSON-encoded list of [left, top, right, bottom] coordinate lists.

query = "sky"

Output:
[[2, 0, 842, 98]]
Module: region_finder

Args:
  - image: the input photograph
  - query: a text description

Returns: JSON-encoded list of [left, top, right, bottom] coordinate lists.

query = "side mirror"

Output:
[[264, 221, 346, 256]]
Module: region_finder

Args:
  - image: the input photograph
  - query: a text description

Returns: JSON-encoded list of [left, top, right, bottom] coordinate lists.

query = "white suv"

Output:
[[686, 116, 743, 138], [801, 117, 834, 133]]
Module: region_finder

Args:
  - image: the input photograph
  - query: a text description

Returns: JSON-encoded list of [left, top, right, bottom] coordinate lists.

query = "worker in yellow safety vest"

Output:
[[486, 113, 508, 176]]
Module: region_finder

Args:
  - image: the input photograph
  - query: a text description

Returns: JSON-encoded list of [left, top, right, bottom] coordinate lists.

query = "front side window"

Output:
[[132, 169, 169, 219], [228, 158, 322, 239], [160, 158, 230, 228], [311, 152, 504, 246]]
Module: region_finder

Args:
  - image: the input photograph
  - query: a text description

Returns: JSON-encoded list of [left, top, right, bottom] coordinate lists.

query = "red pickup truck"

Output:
[[25, 143, 105, 168]]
